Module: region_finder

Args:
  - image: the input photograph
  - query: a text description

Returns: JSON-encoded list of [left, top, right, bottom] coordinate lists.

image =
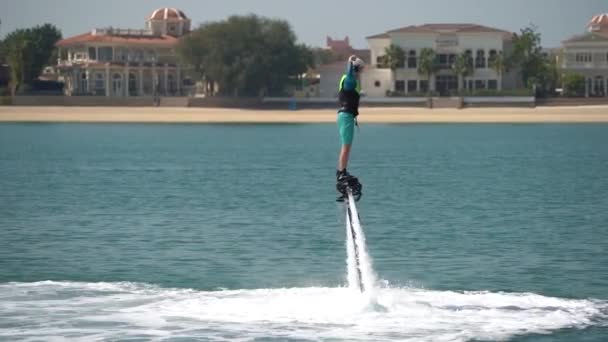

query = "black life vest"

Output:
[[338, 80, 360, 117]]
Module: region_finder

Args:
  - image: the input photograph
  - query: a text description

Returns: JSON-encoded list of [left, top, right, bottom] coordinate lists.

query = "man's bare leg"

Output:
[[338, 144, 352, 173]]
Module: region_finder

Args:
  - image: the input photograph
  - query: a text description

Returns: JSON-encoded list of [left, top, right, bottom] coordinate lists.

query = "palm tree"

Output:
[[417, 48, 438, 95], [383, 44, 405, 93], [452, 52, 474, 92], [489, 51, 506, 91], [383, 44, 405, 71]]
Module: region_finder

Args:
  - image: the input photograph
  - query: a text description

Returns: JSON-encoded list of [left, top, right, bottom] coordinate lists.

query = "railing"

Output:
[[562, 62, 608, 69], [92, 28, 156, 37]]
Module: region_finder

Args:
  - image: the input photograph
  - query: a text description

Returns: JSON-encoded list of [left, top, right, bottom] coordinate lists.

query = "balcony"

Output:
[[562, 62, 608, 69]]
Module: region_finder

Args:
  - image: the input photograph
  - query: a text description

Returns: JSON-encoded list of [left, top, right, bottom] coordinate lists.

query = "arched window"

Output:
[[80, 72, 88, 93], [475, 50, 486, 68], [488, 50, 498, 65], [112, 73, 123, 96], [129, 73, 138, 96], [464, 49, 474, 68], [167, 74, 177, 95], [408, 50, 417, 69], [594, 75, 605, 96], [95, 73, 105, 95]]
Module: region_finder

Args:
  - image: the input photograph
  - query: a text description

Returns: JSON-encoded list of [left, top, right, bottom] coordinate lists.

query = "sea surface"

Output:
[[1, 122, 607, 341]]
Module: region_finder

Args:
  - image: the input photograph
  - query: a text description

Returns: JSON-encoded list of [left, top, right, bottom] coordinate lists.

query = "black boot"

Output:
[[336, 169, 350, 181], [336, 169, 362, 202]]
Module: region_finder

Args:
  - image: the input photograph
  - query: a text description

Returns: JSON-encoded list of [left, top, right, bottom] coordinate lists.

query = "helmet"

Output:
[[349, 55, 365, 73]]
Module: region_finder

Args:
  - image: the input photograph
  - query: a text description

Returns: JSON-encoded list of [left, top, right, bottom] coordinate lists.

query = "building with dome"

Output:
[[561, 13, 608, 97], [55, 8, 193, 97]]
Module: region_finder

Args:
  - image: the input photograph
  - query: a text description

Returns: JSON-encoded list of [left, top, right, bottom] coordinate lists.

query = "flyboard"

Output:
[[336, 175, 365, 292]]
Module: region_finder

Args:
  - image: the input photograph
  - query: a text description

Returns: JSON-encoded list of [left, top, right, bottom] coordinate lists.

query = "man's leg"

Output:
[[338, 144, 351, 172]]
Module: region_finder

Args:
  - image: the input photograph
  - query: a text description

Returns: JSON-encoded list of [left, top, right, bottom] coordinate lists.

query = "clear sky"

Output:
[[0, 0, 605, 48]]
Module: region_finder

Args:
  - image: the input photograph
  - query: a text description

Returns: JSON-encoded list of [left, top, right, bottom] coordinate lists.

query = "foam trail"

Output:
[[3, 281, 606, 341], [347, 192, 378, 296], [345, 209, 360, 291]]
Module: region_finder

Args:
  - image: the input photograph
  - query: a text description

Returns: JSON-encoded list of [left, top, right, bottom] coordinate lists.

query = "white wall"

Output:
[[362, 68, 392, 97], [318, 64, 345, 98], [367, 37, 391, 67]]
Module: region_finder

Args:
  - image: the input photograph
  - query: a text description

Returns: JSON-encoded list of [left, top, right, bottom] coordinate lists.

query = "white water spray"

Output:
[[345, 192, 377, 295]]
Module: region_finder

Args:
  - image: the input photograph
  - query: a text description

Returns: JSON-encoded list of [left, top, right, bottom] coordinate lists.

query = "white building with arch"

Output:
[[360, 23, 519, 97], [561, 13, 608, 97], [56, 8, 192, 97]]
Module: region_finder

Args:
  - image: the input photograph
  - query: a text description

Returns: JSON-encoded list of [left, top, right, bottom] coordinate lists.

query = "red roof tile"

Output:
[[56, 32, 179, 47], [367, 23, 512, 40], [388, 23, 511, 34], [149, 8, 189, 20], [366, 33, 390, 39]]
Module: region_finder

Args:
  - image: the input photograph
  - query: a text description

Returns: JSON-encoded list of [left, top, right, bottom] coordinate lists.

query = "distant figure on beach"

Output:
[[336, 55, 365, 194]]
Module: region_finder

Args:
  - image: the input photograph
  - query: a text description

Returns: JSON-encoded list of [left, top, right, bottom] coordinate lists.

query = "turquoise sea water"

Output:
[[1, 123, 607, 341]]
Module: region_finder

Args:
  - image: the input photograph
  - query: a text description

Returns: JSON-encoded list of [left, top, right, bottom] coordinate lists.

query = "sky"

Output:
[[0, 0, 606, 48]]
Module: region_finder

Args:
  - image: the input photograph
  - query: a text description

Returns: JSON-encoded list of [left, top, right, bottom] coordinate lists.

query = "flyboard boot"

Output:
[[336, 169, 362, 202]]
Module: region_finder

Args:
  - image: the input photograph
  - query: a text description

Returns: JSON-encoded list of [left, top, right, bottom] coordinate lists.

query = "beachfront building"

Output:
[[358, 23, 519, 97], [55, 8, 193, 97], [317, 36, 370, 98], [560, 14, 608, 97]]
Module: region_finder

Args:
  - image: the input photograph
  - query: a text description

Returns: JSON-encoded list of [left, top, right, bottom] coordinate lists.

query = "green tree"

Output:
[[177, 15, 313, 97], [452, 52, 474, 91], [383, 44, 405, 71], [417, 48, 438, 94], [489, 51, 506, 85], [561, 73, 586, 97], [2, 24, 61, 95], [507, 25, 546, 88]]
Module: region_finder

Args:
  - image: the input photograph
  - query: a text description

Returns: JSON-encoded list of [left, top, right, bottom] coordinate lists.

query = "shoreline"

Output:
[[1, 106, 608, 123]]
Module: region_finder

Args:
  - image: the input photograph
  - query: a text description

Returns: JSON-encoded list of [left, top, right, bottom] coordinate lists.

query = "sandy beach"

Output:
[[1, 105, 608, 123]]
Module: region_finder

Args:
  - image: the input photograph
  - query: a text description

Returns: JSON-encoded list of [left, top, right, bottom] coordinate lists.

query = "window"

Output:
[[129, 73, 137, 96], [394, 80, 405, 92], [98, 47, 113, 62], [448, 54, 456, 66], [88, 47, 97, 60], [420, 80, 429, 92], [95, 73, 105, 94], [374, 80, 381, 87], [437, 54, 456, 69], [112, 73, 123, 96], [575, 53, 592, 63], [115, 48, 128, 62], [475, 80, 486, 89], [376, 56, 385, 68], [407, 80, 417, 92], [475, 50, 486, 68], [408, 50, 417, 69], [465, 49, 474, 68], [168, 74, 177, 95], [488, 80, 498, 90], [488, 50, 498, 65], [80, 72, 88, 93], [146, 50, 158, 63]]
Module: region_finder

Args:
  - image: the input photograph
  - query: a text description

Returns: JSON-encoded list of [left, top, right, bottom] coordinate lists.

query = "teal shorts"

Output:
[[337, 111, 355, 145]]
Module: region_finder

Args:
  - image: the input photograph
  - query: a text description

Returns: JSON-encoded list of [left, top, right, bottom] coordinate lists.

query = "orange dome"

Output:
[[588, 13, 608, 31], [149, 8, 188, 21]]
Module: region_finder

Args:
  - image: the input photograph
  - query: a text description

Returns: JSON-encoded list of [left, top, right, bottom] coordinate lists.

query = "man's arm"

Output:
[[342, 56, 357, 91]]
